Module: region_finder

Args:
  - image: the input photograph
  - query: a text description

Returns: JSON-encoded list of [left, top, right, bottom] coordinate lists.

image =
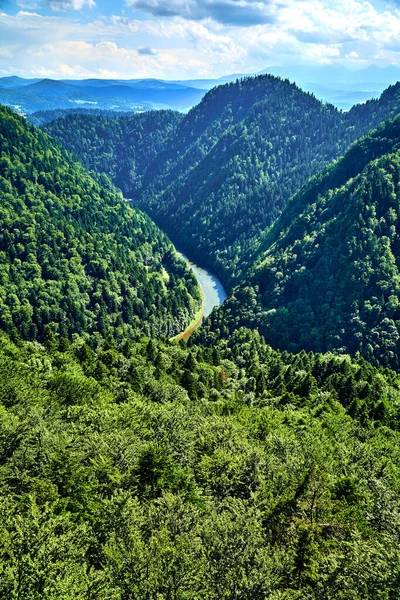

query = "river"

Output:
[[173, 250, 228, 340], [124, 199, 227, 338], [178, 251, 227, 317]]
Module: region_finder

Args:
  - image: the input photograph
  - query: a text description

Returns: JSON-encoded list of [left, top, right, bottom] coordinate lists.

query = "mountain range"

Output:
[[0, 76, 206, 114], [42, 72, 400, 371], [3, 63, 400, 118]]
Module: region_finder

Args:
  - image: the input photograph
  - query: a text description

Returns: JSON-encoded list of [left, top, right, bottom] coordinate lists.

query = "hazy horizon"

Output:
[[2, 0, 400, 81]]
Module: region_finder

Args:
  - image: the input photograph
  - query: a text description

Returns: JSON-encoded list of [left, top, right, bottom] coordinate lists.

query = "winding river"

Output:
[[124, 199, 227, 339], [174, 250, 228, 341]]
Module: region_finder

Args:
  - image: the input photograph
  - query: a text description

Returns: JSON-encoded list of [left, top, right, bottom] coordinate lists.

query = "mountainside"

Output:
[[0, 105, 201, 342], [1, 326, 400, 598], [197, 116, 400, 371], [46, 75, 400, 289], [139, 77, 400, 287], [43, 110, 183, 196]]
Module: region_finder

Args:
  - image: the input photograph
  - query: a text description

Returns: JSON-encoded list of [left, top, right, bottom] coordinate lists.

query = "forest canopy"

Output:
[[2, 73, 400, 598], [46, 75, 400, 287], [0, 105, 201, 343], [1, 327, 400, 598], [197, 116, 400, 371]]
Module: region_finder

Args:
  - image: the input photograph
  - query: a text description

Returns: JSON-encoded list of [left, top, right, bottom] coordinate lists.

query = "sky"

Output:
[[1, 0, 400, 80]]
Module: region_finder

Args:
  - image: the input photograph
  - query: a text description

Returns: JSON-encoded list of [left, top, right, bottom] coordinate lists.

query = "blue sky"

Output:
[[1, 0, 400, 79]]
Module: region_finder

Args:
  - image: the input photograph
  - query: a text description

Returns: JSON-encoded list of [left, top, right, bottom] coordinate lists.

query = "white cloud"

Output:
[[0, 48, 12, 58], [16, 10, 42, 16], [16, 0, 41, 8], [59, 62, 75, 74], [47, 0, 95, 11], [307, 44, 341, 59], [1, 0, 400, 79], [31, 66, 56, 75], [126, 0, 278, 26]]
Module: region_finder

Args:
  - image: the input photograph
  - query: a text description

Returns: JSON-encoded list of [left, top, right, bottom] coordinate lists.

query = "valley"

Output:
[[2, 69, 400, 599], [45, 75, 400, 290]]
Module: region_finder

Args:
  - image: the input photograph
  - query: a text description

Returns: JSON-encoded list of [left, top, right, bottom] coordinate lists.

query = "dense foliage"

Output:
[[0, 105, 201, 342], [199, 116, 400, 370], [1, 327, 400, 598], [28, 109, 135, 127], [43, 110, 182, 196], [46, 75, 400, 287], [3, 76, 400, 599]]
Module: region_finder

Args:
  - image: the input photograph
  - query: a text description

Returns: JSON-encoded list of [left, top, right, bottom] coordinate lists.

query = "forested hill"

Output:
[[139, 77, 400, 287], [45, 75, 400, 288], [0, 105, 201, 343], [196, 116, 400, 371], [4, 86, 400, 598], [43, 110, 182, 197]]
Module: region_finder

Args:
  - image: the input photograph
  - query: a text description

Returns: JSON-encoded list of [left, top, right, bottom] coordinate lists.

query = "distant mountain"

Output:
[[260, 64, 400, 109], [3, 64, 400, 115], [0, 104, 201, 341], [62, 78, 194, 91], [198, 115, 400, 370], [0, 75, 40, 88], [27, 108, 136, 127], [91, 83, 204, 108], [0, 77, 206, 114], [170, 73, 248, 90], [259, 64, 400, 88], [24, 79, 81, 97]]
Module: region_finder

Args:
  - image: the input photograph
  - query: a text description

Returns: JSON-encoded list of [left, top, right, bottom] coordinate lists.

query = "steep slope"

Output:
[[46, 75, 400, 288], [348, 81, 400, 129], [140, 76, 350, 284], [139, 77, 400, 286], [197, 116, 400, 371], [43, 110, 182, 196], [0, 105, 201, 342], [1, 327, 400, 597]]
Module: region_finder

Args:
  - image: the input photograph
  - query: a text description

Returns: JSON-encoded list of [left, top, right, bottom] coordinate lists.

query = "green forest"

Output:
[[45, 76, 400, 286], [43, 110, 182, 197], [1, 328, 400, 599], [2, 71, 400, 598], [199, 115, 400, 371], [0, 106, 201, 342]]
